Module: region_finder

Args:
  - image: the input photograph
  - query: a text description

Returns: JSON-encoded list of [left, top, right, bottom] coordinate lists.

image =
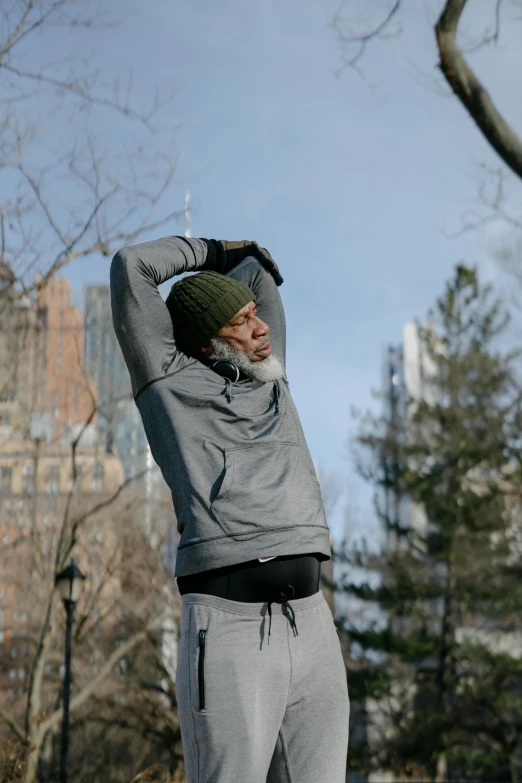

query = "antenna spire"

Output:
[[184, 191, 192, 238]]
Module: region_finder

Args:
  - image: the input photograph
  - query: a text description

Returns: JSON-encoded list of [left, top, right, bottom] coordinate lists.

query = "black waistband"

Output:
[[177, 553, 322, 603]]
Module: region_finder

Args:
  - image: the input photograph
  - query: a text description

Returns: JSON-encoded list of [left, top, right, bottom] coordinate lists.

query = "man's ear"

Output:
[[200, 343, 212, 357]]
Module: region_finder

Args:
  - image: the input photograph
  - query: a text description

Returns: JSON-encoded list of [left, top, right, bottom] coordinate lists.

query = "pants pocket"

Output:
[[198, 629, 207, 711]]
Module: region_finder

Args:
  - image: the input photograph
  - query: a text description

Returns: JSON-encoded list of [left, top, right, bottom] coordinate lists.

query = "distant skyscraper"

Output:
[[34, 277, 95, 442], [84, 284, 148, 479], [382, 321, 441, 545]]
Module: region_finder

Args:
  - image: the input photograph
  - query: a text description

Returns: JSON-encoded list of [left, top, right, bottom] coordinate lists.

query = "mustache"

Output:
[[250, 339, 270, 356]]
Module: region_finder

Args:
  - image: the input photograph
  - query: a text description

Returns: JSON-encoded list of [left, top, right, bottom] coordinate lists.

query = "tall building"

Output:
[[34, 277, 96, 442], [381, 321, 441, 544], [84, 284, 148, 479], [0, 277, 95, 444], [0, 292, 38, 437]]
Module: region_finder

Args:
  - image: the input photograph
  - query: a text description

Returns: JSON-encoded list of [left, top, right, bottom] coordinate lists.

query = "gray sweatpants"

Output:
[[176, 590, 349, 783]]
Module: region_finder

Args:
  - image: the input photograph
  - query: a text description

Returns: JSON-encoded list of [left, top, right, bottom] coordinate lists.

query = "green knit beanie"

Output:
[[166, 271, 256, 356]]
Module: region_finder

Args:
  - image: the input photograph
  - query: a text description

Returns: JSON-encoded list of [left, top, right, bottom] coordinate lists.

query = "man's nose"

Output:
[[253, 318, 269, 337]]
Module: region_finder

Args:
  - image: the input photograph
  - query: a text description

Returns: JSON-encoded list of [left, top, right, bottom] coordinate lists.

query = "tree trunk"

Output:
[[23, 727, 45, 783]]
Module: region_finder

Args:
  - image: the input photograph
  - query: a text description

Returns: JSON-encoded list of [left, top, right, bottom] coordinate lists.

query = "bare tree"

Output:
[[0, 6, 187, 780], [0, 0, 181, 296], [0, 388, 180, 782], [332, 1, 522, 181]]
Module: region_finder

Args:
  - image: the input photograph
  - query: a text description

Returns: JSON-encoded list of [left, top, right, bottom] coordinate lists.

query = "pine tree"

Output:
[[340, 266, 522, 782]]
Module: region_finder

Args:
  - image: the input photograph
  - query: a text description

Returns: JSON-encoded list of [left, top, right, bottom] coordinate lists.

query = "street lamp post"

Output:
[[55, 558, 86, 783]]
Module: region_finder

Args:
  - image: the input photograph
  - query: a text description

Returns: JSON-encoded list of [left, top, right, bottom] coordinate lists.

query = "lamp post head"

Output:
[[55, 558, 86, 604]]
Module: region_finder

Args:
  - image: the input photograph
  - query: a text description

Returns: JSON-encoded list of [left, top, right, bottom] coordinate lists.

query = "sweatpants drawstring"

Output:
[[266, 584, 299, 645]]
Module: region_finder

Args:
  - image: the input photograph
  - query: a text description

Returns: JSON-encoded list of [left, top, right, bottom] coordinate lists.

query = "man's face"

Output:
[[200, 300, 285, 382], [202, 301, 271, 362]]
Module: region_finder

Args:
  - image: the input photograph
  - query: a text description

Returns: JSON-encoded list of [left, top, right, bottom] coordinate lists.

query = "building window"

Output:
[[8, 668, 16, 680], [91, 463, 104, 491], [0, 467, 12, 494], [50, 389, 60, 417], [46, 464, 60, 494], [68, 462, 83, 491], [7, 688, 14, 701], [0, 630, 4, 643], [47, 494, 58, 512], [70, 464, 83, 480], [21, 465, 35, 496]]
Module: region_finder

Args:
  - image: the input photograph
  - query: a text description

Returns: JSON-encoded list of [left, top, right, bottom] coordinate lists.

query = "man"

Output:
[[110, 236, 349, 783]]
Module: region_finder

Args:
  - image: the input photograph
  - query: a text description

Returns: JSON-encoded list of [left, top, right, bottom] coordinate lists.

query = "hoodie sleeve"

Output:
[[226, 256, 286, 370], [110, 236, 208, 397]]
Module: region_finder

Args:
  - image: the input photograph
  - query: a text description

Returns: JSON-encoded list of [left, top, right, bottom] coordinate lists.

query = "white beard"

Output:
[[208, 337, 286, 382]]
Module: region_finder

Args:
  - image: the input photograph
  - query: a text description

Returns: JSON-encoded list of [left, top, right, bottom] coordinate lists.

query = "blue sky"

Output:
[[30, 0, 522, 543]]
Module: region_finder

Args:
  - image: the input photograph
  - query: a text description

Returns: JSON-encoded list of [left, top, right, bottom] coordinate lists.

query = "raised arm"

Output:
[[110, 236, 207, 396], [110, 236, 284, 396], [227, 256, 287, 370]]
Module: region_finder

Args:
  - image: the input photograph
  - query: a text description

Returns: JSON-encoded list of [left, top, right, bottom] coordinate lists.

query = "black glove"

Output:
[[202, 239, 284, 286]]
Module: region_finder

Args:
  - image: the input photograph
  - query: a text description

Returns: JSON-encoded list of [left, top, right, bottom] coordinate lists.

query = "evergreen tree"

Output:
[[339, 266, 522, 782]]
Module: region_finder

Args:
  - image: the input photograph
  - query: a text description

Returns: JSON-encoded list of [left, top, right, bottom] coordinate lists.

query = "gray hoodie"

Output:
[[110, 236, 331, 577]]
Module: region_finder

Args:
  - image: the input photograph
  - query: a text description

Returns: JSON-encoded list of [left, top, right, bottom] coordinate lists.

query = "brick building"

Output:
[[34, 277, 96, 441], [0, 436, 124, 710]]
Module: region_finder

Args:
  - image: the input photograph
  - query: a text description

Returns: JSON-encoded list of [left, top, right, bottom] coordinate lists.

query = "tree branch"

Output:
[[1, 63, 163, 129], [332, 0, 401, 78], [0, 706, 27, 745], [435, 0, 522, 180], [41, 610, 170, 735], [0, 0, 35, 67]]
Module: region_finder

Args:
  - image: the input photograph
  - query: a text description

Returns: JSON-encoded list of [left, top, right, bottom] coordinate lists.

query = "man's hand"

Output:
[[219, 240, 283, 286], [202, 239, 284, 286]]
